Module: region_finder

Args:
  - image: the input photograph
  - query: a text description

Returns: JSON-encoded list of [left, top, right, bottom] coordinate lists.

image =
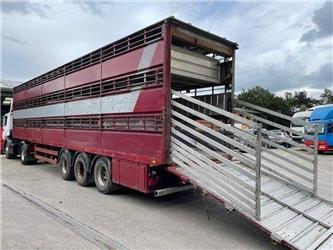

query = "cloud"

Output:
[[1, 1, 332, 97], [1, 1, 49, 17], [2, 35, 26, 45], [306, 62, 333, 88], [300, 1, 333, 42], [275, 87, 331, 99], [73, 1, 112, 15]]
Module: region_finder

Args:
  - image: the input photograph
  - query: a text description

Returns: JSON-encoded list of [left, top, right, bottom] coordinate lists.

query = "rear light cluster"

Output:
[[318, 141, 328, 151], [304, 140, 328, 151]]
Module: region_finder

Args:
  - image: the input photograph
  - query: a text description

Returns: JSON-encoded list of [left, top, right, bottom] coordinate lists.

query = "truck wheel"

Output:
[[74, 153, 93, 187], [94, 157, 119, 194], [59, 150, 74, 180], [5, 140, 17, 159], [20, 143, 37, 165]]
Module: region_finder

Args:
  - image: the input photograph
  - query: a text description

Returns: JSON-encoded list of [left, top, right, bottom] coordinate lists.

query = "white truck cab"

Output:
[[2, 112, 13, 142], [290, 111, 312, 141]]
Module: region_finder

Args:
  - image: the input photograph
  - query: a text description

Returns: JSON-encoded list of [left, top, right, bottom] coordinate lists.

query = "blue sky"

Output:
[[1, 1, 332, 98]]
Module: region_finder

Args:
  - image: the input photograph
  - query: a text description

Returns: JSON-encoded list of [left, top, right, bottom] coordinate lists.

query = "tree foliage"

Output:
[[320, 88, 333, 104], [237, 86, 332, 116]]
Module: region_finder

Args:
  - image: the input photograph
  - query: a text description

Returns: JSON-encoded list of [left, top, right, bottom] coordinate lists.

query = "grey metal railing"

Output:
[[171, 90, 262, 219], [235, 99, 318, 195]]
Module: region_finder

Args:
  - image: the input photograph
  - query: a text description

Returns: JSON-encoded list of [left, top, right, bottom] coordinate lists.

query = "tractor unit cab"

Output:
[[1, 102, 13, 153], [305, 105, 333, 152]]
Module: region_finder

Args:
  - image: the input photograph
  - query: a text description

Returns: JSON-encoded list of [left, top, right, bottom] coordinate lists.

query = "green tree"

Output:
[[237, 86, 291, 114], [320, 88, 333, 104], [237, 86, 292, 127]]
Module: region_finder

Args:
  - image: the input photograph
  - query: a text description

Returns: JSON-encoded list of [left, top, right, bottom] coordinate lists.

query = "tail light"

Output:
[[318, 141, 328, 151]]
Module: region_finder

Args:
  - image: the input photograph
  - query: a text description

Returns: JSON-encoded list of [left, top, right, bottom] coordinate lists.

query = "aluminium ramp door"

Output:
[[169, 90, 333, 250]]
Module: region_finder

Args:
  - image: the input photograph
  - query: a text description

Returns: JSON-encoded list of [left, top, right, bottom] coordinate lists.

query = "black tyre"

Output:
[[19, 143, 37, 165], [5, 140, 17, 159], [74, 153, 93, 187], [94, 157, 119, 194], [58, 150, 74, 180]]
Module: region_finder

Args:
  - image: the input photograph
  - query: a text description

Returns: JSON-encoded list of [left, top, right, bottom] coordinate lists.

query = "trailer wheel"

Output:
[[59, 150, 74, 180], [20, 143, 37, 165], [74, 153, 93, 187], [5, 140, 17, 159], [94, 157, 119, 194]]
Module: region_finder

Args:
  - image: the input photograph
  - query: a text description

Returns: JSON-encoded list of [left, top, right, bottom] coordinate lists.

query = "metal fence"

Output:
[[235, 99, 318, 195], [171, 90, 262, 219]]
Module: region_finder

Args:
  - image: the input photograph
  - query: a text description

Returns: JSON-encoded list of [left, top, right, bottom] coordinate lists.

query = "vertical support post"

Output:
[[255, 123, 262, 220], [313, 127, 318, 196], [230, 49, 236, 114], [161, 20, 172, 164]]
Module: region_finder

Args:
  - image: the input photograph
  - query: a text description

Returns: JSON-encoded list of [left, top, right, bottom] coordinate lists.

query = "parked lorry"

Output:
[[305, 106, 333, 152], [3, 17, 236, 194], [3, 17, 332, 249], [290, 110, 312, 142]]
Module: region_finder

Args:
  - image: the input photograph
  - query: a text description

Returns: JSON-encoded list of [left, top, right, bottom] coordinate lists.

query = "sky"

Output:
[[1, 0, 332, 98]]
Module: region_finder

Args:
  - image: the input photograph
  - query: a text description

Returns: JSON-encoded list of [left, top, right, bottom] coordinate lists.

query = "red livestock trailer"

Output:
[[4, 17, 237, 195]]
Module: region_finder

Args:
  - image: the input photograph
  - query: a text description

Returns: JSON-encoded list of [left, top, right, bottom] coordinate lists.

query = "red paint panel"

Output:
[[13, 128, 41, 143], [25, 85, 41, 99], [112, 159, 148, 192], [100, 131, 163, 163], [42, 77, 65, 95], [41, 129, 65, 147], [66, 64, 101, 89], [150, 40, 164, 67], [65, 130, 100, 152], [119, 160, 139, 190], [137, 164, 148, 192], [12, 127, 26, 141], [13, 91, 26, 102], [112, 159, 121, 183], [134, 87, 163, 113], [102, 47, 144, 79]]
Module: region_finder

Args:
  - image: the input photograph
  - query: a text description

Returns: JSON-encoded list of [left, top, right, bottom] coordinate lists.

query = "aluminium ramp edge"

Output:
[[168, 163, 333, 250]]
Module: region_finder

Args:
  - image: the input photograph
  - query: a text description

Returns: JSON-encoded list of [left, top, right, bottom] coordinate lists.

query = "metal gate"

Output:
[[169, 90, 333, 250]]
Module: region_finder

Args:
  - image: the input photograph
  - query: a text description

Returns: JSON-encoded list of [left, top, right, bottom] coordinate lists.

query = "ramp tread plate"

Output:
[[275, 217, 314, 241], [172, 159, 332, 250], [262, 209, 298, 229], [317, 233, 333, 249], [292, 225, 327, 249], [307, 204, 333, 221]]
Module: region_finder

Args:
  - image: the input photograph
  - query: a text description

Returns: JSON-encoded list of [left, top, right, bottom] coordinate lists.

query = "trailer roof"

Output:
[[14, 17, 238, 92], [166, 16, 238, 49]]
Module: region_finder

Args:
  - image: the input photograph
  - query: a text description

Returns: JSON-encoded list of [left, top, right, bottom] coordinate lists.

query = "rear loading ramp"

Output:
[[169, 91, 333, 250]]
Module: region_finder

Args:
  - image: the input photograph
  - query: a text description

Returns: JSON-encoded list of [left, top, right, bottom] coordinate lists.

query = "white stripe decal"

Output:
[[13, 91, 141, 119], [65, 98, 100, 116], [138, 42, 158, 70]]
